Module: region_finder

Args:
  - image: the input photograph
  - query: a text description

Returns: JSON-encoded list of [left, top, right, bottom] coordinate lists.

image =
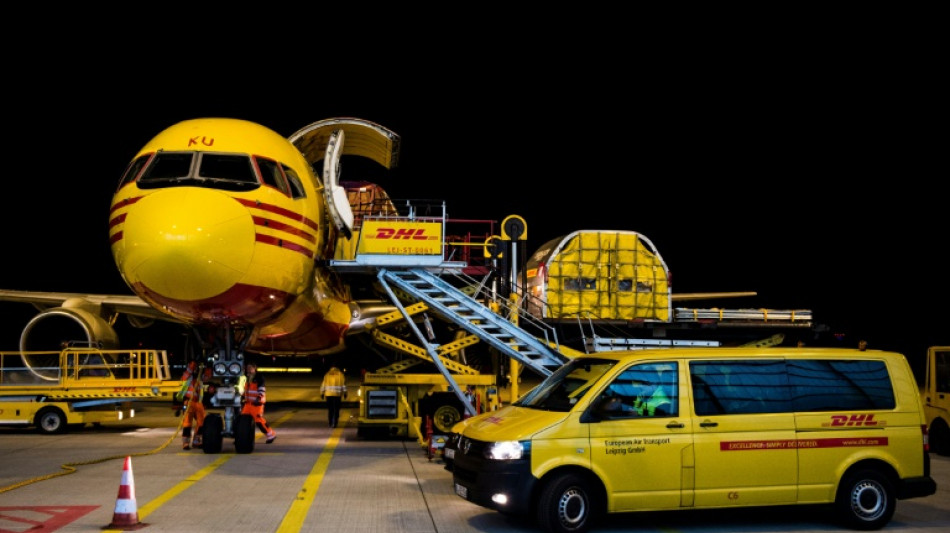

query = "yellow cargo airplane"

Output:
[[0, 116, 762, 366], [0, 117, 409, 451], [0, 118, 416, 453], [2, 117, 398, 361], [0, 116, 767, 451]]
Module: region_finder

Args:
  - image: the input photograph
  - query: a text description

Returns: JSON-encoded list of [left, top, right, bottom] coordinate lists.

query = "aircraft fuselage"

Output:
[[109, 118, 352, 355]]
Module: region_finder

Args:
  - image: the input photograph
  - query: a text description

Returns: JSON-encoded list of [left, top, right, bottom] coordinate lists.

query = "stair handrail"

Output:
[[429, 267, 562, 356]]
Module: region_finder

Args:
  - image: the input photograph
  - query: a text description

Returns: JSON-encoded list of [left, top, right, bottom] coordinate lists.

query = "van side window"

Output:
[[598, 362, 678, 418], [690, 360, 790, 415], [934, 350, 950, 394], [516, 358, 616, 412], [788, 359, 895, 411]]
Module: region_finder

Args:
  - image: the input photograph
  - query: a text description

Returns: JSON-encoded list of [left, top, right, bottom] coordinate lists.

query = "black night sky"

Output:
[[2, 37, 944, 379]]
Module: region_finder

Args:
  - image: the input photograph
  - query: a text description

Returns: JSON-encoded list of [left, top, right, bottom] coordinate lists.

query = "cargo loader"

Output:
[[0, 347, 180, 433]]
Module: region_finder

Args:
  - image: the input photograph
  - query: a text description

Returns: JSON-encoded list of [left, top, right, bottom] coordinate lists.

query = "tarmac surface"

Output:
[[1, 374, 948, 533]]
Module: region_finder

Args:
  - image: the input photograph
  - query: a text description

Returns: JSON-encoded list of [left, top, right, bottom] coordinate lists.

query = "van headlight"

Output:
[[486, 440, 530, 460]]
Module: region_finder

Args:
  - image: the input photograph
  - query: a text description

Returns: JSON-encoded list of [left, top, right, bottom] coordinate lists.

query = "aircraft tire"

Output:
[[234, 414, 255, 454], [202, 414, 224, 454]]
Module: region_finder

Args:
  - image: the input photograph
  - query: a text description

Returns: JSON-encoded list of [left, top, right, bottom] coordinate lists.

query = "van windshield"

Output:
[[515, 358, 616, 412]]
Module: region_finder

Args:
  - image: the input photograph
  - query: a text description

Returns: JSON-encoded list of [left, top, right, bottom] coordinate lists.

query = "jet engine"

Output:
[[18, 298, 119, 380]]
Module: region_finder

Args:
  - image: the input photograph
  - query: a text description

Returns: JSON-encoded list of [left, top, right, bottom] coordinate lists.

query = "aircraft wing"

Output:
[[0, 288, 169, 321], [671, 291, 757, 301], [0, 288, 182, 351]]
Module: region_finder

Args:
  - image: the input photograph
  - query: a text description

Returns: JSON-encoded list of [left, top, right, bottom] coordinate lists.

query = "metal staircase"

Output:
[[376, 267, 568, 410]]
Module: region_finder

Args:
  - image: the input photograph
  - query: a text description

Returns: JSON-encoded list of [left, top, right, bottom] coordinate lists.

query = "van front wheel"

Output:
[[834, 468, 895, 530], [537, 473, 597, 533]]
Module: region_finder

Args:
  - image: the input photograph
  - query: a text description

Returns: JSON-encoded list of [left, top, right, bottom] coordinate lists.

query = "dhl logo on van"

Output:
[[824, 413, 883, 427], [372, 228, 438, 240], [721, 437, 888, 451]]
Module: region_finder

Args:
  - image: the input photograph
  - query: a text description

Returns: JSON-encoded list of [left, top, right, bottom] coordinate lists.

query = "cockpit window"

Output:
[[283, 164, 307, 199], [199, 154, 258, 184], [141, 152, 194, 180], [256, 157, 290, 195], [136, 152, 261, 192], [117, 153, 153, 190]]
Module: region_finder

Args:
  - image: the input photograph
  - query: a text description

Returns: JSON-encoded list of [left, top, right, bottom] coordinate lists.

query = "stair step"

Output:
[[378, 268, 565, 375]]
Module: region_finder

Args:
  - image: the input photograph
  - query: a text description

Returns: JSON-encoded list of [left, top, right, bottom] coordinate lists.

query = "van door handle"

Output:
[[700, 421, 718, 428], [666, 421, 685, 429]]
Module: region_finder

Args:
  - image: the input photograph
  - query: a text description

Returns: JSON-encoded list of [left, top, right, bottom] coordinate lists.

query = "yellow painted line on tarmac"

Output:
[[276, 410, 348, 533], [104, 409, 300, 532], [138, 456, 231, 518], [102, 455, 231, 533]]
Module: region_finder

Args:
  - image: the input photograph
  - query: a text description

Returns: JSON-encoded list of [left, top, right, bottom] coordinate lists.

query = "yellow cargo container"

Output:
[[523, 230, 671, 322]]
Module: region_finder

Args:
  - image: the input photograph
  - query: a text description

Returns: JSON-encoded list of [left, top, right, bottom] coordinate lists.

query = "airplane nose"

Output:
[[119, 188, 255, 300]]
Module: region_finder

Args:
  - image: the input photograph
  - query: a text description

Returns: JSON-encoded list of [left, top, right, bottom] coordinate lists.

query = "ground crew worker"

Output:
[[241, 364, 276, 443], [632, 376, 672, 417], [177, 361, 206, 450], [463, 385, 479, 414], [320, 366, 347, 428]]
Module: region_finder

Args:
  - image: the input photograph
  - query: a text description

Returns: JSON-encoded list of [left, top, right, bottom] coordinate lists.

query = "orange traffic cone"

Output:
[[105, 456, 147, 530]]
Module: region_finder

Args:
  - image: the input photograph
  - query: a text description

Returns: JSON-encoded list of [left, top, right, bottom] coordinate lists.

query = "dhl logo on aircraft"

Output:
[[824, 413, 883, 427]]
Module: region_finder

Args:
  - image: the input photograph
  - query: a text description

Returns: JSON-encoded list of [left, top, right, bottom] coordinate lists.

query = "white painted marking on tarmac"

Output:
[[121, 428, 176, 436]]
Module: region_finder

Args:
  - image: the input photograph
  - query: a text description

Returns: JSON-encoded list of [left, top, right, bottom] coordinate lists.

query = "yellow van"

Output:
[[448, 347, 936, 533], [921, 346, 950, 455]]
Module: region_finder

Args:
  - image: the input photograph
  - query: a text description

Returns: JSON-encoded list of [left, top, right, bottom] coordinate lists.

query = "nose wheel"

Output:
[[202, 414, 224, 454], [234, 414, 255, 453]]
